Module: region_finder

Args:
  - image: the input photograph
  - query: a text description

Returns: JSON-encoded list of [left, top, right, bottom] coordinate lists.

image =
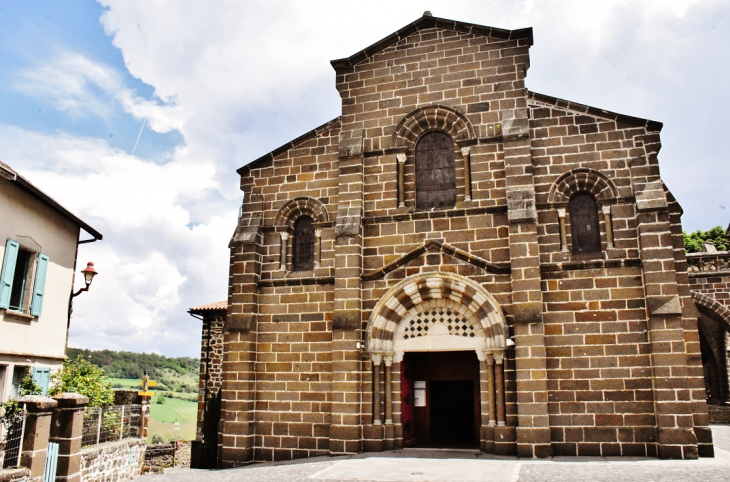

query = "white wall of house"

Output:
[[0, 177, 80, 400]]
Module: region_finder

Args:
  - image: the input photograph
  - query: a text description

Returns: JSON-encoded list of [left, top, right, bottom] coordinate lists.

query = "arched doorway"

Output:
[[366, 273, 509, 449]]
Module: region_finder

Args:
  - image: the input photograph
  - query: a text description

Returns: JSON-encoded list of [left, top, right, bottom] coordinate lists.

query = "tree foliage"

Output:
[[66, 347, 199, 393], [66, 348, 198, 379], [49, 356, 115, 407], [684, 226, 730, 253]]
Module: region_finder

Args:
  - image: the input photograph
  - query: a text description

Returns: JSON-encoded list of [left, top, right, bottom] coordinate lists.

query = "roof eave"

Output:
[[528, 91, 663, 132], [236, 117, 341, 176], [331, 15, 533, 70], [9, 172, 103, 241]]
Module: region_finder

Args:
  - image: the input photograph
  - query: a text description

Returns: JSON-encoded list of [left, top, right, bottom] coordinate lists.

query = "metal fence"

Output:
[[81, 404, 142, 448], [1, 407, 26, 469]]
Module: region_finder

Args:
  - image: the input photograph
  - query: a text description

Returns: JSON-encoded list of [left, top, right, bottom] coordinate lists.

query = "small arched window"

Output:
[[569, 192, 601, 254], [293, 216, 315, 271], [415, 131, 456, 210]]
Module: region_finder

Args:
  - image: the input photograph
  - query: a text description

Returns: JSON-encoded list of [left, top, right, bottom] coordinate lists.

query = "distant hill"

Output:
[[67, 348, 199, 393]]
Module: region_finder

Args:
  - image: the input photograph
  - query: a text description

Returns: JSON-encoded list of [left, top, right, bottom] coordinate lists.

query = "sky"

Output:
[[0, 0, 728, 358]]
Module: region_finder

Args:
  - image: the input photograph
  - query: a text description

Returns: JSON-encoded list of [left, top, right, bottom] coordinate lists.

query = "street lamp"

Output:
[[72, 262, 98, 297]]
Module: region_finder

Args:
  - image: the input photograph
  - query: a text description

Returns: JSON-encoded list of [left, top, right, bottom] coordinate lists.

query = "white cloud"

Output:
[[0, 124, 233, 356], [13, 50, 183, 133]]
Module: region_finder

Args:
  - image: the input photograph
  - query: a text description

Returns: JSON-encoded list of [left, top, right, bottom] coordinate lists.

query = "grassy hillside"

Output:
[[68, 348, 201, 442], [68, 347, 199, 393]]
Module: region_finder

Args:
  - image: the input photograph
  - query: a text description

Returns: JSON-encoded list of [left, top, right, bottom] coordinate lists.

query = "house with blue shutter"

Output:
[[0, 161, 101, 400]]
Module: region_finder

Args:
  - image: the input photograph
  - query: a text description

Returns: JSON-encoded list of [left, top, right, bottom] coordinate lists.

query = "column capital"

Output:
[[557, 208, 566, 218], [460, 146, 471, 157], [383, 356, 393, 367], [280, 232, 289, 240], [371, 354, 383, 366], [493, 352, 505, 364], [602, 204, 612, 214], [396, 153, 407, 164], [315, 229, 322, 237]]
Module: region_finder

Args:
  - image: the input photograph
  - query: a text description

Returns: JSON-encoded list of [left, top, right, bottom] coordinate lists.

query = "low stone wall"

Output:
[[0, 468, 30, 482], [142, 441, 191, 473], [80, 438, 146, 482]]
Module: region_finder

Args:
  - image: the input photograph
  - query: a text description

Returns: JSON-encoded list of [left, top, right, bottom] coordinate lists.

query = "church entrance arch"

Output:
[[365, 272, 509, 448]]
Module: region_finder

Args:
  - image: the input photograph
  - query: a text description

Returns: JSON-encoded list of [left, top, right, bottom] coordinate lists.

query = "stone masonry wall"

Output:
[[80, 438, 145, 482], [222, 15, 711, 464], [196, 314, 224, 440]]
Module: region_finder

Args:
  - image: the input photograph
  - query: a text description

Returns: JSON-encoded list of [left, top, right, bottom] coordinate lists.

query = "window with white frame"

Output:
[[0, 238, 49, 316]]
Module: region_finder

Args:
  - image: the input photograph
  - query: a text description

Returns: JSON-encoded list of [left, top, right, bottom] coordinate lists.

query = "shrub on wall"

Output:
[[49, 356, 115, 407]]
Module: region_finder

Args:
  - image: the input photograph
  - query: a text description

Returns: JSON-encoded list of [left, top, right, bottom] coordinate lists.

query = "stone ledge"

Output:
[[0, 467, 30, 482]]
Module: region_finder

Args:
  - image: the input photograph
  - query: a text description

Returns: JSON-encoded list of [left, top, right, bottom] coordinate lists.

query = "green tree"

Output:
[[684, 226, 730, 253], [49, 356, 114, 407]]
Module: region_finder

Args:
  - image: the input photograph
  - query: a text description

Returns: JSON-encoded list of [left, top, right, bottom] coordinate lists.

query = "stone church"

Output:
[[207, 13, 715, 466]]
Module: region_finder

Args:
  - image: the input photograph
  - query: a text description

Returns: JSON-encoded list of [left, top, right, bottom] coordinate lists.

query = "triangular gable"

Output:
[[361, 239, 510, 281], [528, 91, 662, 132], [236, 117, 341, 175], [330, 13, 533, 70]]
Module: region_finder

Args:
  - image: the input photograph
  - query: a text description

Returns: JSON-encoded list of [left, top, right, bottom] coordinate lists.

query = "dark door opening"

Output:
[[402, 351, 480, 448], [430, 380, 475, 447]]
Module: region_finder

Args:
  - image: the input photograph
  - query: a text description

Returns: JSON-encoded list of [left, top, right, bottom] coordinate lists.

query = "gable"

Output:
[[330, 13, 532, 70]]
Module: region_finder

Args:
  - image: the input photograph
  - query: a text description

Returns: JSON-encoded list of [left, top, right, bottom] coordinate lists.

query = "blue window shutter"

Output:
[[32, 367, 51, 395], [0, 239, 20, 309], [30, 253, 49, 316]]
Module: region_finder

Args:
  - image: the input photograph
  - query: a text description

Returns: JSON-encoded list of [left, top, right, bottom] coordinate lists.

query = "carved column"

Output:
[[384, 357, 393, 424], [494, 352, 506, 427], [279, 232, 288, 270], [461, 146, 472, 201], [396, 153, 406, 208], [602, 205, 614, 248], [372, 355, 382, 425], [314, 229, 322, 268], [487, 354, 496, 427], [557, 208, 568, 252], [383, 356, 395, 450]]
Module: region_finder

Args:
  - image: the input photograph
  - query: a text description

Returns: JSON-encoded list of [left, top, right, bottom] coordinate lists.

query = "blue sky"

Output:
[[1, 0, 728, 357]]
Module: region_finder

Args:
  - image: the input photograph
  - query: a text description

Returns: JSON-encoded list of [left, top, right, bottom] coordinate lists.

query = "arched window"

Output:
[[569, 192, 601, 254], [415, 131, 456, 210], [293, 216, 315, 271]]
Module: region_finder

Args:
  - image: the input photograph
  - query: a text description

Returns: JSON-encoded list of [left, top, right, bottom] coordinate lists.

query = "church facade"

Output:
[[219, 14, 712, 465]]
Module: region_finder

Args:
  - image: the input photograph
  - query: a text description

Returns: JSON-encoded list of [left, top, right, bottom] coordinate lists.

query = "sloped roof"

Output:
[[0, 160, 103, 241], [527, 91, 662, 131], [188, 300, 227, 314], [330, 13, 533, 70], [237, 117, 341, 175]]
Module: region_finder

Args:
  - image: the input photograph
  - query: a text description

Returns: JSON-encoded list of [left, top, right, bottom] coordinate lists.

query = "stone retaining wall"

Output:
[[0, 468, 29, 482], [80, 438, 146, 482]]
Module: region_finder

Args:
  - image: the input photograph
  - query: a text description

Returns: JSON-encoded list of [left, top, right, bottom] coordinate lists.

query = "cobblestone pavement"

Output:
[[140, 425, 730, 482]]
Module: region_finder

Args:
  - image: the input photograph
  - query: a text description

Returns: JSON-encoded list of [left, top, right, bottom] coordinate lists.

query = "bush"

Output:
[[684, 226, 730, 253], [151, 433, 165, 445], [49, 356, 114, 407]]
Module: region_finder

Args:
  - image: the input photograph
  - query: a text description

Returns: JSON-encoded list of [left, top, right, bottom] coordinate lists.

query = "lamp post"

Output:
[[72, 262, 98, 297]]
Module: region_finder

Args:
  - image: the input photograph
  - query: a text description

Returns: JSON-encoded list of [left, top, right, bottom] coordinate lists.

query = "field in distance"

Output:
[[111, 377, 197, 442]]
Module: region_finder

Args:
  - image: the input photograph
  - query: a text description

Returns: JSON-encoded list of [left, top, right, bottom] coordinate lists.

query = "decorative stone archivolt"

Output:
[[391, 105, 475, 150], [548, 168, 618, 252], [366, 272, 508, 361], [274, 196, 330, 228], [547, 167, 618, 205], [274, 197, 329, 271]]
